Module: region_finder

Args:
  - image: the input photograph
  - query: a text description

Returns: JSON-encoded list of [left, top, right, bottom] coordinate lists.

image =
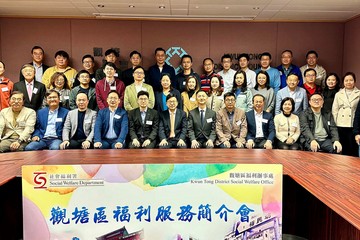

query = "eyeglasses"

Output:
[[311, 98, 323, 102], [11, 98, 23, 102], [134, 71, 144, 75], [138, 97, 148, 101]]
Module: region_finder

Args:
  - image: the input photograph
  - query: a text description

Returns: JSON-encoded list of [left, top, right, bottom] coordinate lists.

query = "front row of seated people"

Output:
[[0, 88, 342, 154]]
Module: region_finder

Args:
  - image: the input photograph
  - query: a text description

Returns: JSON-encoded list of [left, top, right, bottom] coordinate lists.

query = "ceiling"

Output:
[[0, 0, 359, 22]]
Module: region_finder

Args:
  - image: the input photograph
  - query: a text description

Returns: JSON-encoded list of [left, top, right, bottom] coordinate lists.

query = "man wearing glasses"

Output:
[[25, 89, 69, 151], [216, 92, 247, 148], [128, 91, 159, 149], [158, 93, 187, 149], [124, 66, 155, 111], [299, 93, 342, 153], [0, 91, 36, 152]]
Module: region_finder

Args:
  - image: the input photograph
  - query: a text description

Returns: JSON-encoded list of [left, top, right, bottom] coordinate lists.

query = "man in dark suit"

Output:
[[25, 90, 69, 151], [128, 90, 159, 149], [60, 92, 97, 149], [158, 93, 187, 149], [19, 46, 49, 82], [188, 90, 216, 148], [14, 64, 46, 111], [94, 91, 128, 149], [245, 94, 275, 149]]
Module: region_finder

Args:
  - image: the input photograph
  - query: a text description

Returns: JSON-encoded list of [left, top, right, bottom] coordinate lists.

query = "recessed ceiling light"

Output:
[[129, 5, 135, 8], [253, 7, 260, 10], [97, 4, 104, 8], [195, 6, 199, 9], [159, 5, 165, 9], [225, 6, 229, 10]]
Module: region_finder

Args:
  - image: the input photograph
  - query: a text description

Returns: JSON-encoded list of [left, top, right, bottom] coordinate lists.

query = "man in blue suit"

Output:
[[245, 94, 275, 149], [25, 89, 69, 150], [94, 91, 128, 149]]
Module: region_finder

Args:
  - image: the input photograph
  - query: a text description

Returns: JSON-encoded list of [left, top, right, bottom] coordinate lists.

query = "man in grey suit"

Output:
[[128, 90, 159, 149], [158, 93, 187, 149], [60, 92, 97, 149], [188, 90, 216, 148]]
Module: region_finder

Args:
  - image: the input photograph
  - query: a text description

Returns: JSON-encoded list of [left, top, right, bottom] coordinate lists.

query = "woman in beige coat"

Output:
[[332, 72, 360, 156]]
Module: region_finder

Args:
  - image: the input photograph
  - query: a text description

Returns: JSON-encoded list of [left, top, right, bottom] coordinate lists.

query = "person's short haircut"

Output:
[[237, 53, 250, 61], [82, 54, 94, 63], [76, 70, 90, 80], [76, 91, 89, 100], [309, 92, 324, 101], [260, 52, 272, 60], [254, 70, 270, 90], [154, 47, 166, 55], [130, 50, 142, 58], [31, 46, 44, 54], [105, 48, 119, 57], [21, 63, 35, 72], [133, 66, 145, 72], [137, 90, 149, 99], [55, 50, 69, 59], [343, 72, 357, 83], [281, 49, 293, 56], [221, 54, 232, 62], [287, 72, 300, 80], [104, 62, 117, 69], [10, 91, 24, 99], [203, 57, 214, 65], [223, 92, 236, 101], [0, 61, 5, 69], [107, 90, 120, 98], [306, 50, 318, 58], [166, 93, 176, 102], [196, 89, 207, 96], [280, 97, 295, 113], [252, 93, 265, 102], [304, 68, 317, 77], [46, 89, 60, 98], [181, 54, 193, 62]]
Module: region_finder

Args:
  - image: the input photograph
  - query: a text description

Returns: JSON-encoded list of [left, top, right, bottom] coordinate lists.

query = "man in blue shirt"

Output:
[[277, 50, 303, 89], [94, 91, 128, 149], [25, 89, 68, 150]]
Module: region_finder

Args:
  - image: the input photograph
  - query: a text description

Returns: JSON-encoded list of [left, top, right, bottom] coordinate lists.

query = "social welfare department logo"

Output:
[[166, 47, 188, 74]]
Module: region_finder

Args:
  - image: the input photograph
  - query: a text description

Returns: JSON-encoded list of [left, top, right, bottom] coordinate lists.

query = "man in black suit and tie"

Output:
[[128, 90, 159, 149], [188, 90, 216, 148], [14, 64, 46, 111], [245, 94, 275, 149], [19, 46, 49, 82], [159, 93, 187, 149]]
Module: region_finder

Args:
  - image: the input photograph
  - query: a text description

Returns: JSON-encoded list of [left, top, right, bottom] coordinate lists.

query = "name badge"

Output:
[[114, 73, 119, 77], [236, 120, 242, 126], [1, 87, 9, 92], [56, 118, 63, 122], [146, 120, 153, 125], [110, 86, 117, 91], [33, 88, 38, 94], [114, 114, 121, 119], [64, 96, 69, 100], [92, 78, 96, 83], [291, 122, 297, 127], [190, 98, 196, 102], [262, 119, 268, 123], [206, 118, 213, 123], [328, 121, 331, 126], [295, 98, 302, 103], [279, 71, 283, 76], [18, 121, 26, 127]]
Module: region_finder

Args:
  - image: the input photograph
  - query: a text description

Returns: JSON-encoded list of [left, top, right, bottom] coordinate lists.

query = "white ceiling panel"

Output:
[[0, 0, 358, 21]]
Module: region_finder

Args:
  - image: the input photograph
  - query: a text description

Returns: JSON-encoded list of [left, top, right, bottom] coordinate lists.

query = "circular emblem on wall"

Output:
[[166, 47, 188, 74]]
